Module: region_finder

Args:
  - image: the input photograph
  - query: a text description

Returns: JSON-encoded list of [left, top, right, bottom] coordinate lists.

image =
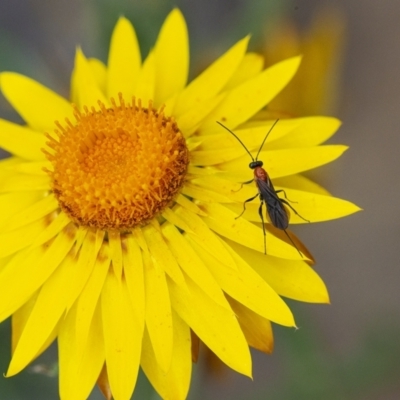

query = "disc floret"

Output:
[[44, 95, 189, 230]]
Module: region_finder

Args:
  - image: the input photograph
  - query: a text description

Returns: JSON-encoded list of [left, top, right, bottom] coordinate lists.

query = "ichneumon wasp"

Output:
[[217, 120, 309, 256]]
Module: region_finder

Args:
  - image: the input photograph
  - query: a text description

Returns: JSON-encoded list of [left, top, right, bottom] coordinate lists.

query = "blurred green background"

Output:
[[0, 0, 399, 399]]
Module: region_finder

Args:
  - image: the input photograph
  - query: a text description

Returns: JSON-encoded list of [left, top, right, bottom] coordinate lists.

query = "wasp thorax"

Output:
[[43, 95, 189, 230]]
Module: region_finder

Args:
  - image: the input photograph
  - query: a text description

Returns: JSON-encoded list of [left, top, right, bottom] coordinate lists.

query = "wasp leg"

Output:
[[233, 179, 254, 193], [236, 193, 258, 219], [280, 198, 310, 223], [275, 189, 297, 203], [258, 200, 267, 255]]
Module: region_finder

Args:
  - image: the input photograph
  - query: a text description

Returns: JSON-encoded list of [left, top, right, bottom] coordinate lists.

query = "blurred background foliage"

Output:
[[0, 0, 400, 399]]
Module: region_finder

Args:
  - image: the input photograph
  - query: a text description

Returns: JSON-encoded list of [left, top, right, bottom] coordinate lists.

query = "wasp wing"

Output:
[[255, 178, 289, 230]]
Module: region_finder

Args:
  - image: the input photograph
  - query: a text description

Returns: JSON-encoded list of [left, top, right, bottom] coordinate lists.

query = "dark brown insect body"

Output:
[[217, 120, 308, 255], [252, 161, 289, 228]]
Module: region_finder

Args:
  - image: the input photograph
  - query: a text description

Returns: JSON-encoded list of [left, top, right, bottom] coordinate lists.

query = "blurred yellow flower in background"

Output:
[[0, 8, 359, 400], [262, 5, 345, 117]]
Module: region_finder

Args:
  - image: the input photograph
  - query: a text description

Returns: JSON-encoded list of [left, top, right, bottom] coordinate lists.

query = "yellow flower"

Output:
[[0, 9, 359, 400], [262, 6, 345, 116]]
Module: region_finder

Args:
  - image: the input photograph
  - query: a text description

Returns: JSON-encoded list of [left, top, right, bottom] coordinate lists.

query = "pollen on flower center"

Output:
[[43, 95, 189, 230]]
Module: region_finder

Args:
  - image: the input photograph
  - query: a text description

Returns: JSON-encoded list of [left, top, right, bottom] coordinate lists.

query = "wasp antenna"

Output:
[[216, 121, 254, 162], [255, 119, 279, 161]]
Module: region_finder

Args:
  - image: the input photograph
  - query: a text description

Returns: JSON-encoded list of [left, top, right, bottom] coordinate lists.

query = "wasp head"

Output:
[[249, 160, 263, 169]]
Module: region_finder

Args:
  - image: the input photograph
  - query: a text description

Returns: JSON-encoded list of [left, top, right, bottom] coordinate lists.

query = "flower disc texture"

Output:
[[0, 9, 360, 400]]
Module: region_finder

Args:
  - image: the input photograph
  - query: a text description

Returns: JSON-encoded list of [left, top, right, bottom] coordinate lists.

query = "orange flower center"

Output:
[[44, 95, 189, 230]]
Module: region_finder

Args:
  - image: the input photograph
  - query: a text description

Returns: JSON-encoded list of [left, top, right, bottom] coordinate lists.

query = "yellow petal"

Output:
[[142, 224, 185, 286], [131, 226, 149, 253], [163, 92, 178, 117], [12, 292, 59, 360], [0, 255, 12, 275], [162, 207, 193, 233], [169, 277, 252, 377], [135, 50, 155, 106], [224, 52, 264, 91], [174, 205, 238, 270], [0, 218, 48, 258], [141, 311, 191, 400], [70, 58, 107, 104], [273, 174, 331, 196], [88, 58, 107, 94], [175, 193, 207, 216], [200, 56, 302, 131], [218, 145, 348, 180], [0, 225, 77, 322], [174, 36, 250, 116], [7, 257, 74, 376], [281, 188, 362, 222], [188, 236, 295, 327], [108, 231, 123, 278], [11, 292, 60, 358], [11, 291, 38, 354], [31, 211, 71, 247], [0, 119, 46, 160], [102, 272, 141, 400], [0, 158, 24, 186], [4, 194, 58, 232], [177, 93, 225, 137], [122, 235, 145, 325], [181, 181, 233, 202], [107, 17, 141, 100], [143, 251, 173, 372], [154, 9, 189, 105], [0, 191, 44, 230], [227, 296, 274, 354], [228, 239, 330, 303], [0, 156, 21, 171], [189, 147, 244, 166], [161, 223, 231, 310], [200, 202, 303, 260], [73, 227, 88, 256], [190, 175, 242, 200], [0, 171, 49, 192], [59, 302, 105, 400], [72, 48, 108, 109], [74, 242, 110, 354], [270, 116, 341, 148], [0, 72, 74, 131], [65, 229, 104, 311], [7, 160, 50, 175]]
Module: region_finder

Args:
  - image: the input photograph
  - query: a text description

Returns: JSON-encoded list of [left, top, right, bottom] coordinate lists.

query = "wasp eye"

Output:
[[249, 161, 263, 169]]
